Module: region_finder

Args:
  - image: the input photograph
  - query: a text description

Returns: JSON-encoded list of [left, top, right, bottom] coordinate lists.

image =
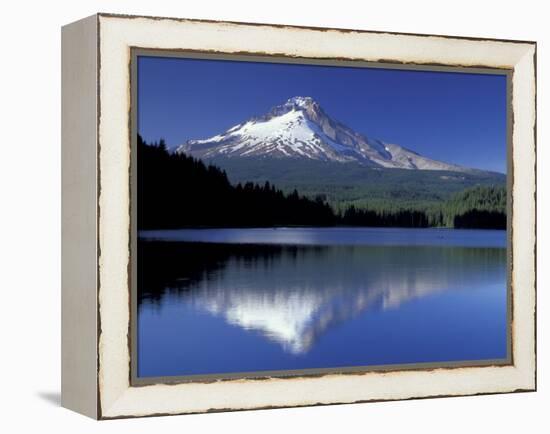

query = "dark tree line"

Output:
[[336, 186, 506, 229], [138, 137, 506, 230], [443, 185, 506, 229], [340, 206, 430, 228], [137, 136, 335, 229], [453, 210, 506, 229]]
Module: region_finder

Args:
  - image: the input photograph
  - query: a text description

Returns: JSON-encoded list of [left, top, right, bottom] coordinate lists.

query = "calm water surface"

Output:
[[137, 227, 507, 378]]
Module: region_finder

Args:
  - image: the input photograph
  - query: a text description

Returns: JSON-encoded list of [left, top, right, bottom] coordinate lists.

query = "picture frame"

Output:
[[61, 13, 536, 419]]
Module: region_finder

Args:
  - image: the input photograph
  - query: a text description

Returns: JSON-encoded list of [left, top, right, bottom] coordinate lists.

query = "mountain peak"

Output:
[[285, 96, 317, 108], [176, 97, 471, 173], [263, 95, 323, 121]]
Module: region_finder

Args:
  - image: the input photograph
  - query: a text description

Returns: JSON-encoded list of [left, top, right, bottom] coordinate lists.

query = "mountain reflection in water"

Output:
[[138, 241, 506, 356]]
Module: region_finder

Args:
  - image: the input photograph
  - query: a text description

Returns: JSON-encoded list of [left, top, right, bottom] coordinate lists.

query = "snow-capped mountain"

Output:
[[175, 96, 469, 172]]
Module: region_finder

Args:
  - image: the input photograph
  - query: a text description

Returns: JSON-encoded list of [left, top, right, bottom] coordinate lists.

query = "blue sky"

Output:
[[138, 56, 507, 173]]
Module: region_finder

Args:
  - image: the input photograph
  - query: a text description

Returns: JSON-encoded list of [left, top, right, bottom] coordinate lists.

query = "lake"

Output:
[[137, 227, 508, 378]]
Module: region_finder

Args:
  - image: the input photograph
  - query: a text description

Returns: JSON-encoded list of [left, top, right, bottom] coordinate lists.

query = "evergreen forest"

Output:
[[138, 137, 506, 230]]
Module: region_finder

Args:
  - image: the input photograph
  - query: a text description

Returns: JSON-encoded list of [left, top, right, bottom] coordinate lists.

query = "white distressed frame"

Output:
[[63, 13, 536, 419]]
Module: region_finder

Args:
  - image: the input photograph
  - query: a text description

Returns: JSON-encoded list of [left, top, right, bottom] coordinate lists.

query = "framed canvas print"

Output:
[[61, 13, 536, 419]]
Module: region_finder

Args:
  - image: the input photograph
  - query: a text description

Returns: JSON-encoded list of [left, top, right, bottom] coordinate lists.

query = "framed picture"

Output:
[[61, 13, 536, 419]]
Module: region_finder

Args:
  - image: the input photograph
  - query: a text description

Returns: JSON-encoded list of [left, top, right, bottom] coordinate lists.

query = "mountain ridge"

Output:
[[175, 96, 485, 173]]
